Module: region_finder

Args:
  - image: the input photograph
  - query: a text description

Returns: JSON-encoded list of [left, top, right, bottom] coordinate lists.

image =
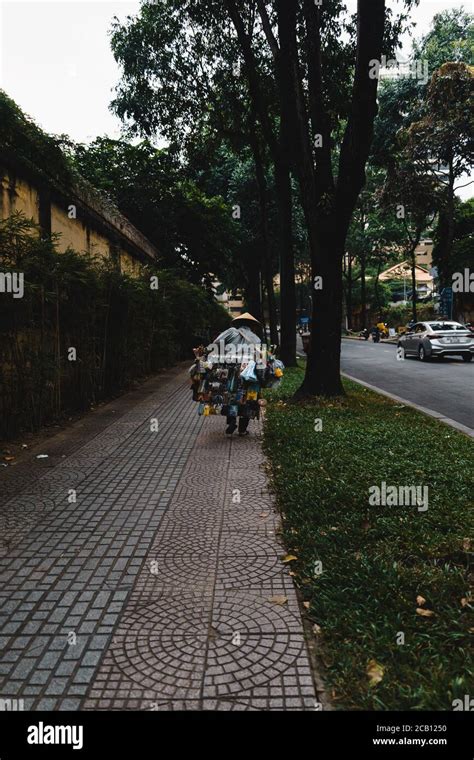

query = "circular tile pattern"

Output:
[[110, 593, 302, 695]]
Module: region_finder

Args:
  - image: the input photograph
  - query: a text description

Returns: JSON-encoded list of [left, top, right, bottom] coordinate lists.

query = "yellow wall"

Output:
[[51, 202, 88, 254], [0, 168, 149, 276], [120, 250, 141, 277], [87, 228, 111, 260], [0, 171, 39, 223]]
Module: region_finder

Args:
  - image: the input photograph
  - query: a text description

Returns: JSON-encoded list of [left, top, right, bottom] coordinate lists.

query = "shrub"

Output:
[[0, 213, 229, 438]]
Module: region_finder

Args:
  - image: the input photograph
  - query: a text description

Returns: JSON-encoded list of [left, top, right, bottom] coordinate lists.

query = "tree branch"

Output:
[[302, 0, 333, 192], [255, 0, 279, 60], [336, 0, 386, 231], [224, 0, 279, 160]]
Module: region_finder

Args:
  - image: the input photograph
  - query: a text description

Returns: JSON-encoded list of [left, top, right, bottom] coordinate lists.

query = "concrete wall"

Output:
[[0, 157, 158, 275], [0, 172, 39, 223]]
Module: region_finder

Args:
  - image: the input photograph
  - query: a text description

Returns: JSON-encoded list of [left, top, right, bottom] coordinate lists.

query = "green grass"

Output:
[[263, 363, 473, 710]]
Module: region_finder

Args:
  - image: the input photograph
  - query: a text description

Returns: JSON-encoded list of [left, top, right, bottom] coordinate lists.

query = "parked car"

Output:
[[398, 321, 474, 362]]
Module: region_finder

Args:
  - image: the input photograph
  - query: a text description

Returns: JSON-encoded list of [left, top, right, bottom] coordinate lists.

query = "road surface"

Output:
[[340, 339, 474, 431]]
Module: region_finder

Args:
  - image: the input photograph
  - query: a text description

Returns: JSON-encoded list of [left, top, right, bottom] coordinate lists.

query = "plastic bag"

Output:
[[240, 360, 257, 381]]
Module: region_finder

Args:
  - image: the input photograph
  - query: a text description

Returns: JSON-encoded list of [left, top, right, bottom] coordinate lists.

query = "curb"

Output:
[[341, 372, 474, 438], [341, 336, 398, 344]]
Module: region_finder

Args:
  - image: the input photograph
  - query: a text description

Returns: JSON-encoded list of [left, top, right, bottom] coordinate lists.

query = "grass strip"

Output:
[[263, 362, 473, 710]]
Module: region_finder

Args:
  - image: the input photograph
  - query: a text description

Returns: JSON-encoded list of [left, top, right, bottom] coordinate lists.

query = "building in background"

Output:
[[379, 260, 435, 301], [211, 280, 244, 316]]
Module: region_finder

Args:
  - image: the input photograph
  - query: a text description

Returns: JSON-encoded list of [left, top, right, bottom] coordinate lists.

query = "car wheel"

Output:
[[462, 354, 472, 363], [418, 345, 429, 362]]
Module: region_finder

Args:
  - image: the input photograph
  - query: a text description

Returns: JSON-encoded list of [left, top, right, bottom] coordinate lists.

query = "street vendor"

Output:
[[189, 312, 284, 436]]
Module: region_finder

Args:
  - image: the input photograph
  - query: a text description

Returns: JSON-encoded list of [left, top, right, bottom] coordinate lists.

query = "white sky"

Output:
[[0, 0, 472, 196], [0, 0, 141, 142]]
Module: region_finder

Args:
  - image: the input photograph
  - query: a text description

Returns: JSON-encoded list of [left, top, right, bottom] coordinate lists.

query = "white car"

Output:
[[398, 321, 474, 362]]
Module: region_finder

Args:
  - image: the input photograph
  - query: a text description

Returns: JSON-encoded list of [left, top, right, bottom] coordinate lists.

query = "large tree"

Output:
[[270, 0, 392, 395], [109, 0, 295, 361], [405, 62, 474, 290], [110, 0, 415, 392]]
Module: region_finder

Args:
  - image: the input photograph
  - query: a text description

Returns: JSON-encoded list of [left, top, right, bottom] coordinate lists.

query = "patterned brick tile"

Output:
[[0, 369, 322, 711]]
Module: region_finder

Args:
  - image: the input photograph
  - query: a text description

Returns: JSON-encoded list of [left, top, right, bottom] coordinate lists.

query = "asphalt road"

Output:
[[340, 339, 474, 431]]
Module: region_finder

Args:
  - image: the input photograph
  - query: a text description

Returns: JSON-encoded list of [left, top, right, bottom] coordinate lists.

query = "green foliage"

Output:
[[433, 197, 474, 279], [414, 8, 474, 71], [0, 89, 74, 187], [69, 136, 238, 284], [406, 62, 474, 184], [264, 364, 473, 709], [0, 213, 229, 439], [380, 302, 438, 328], [373, 9, 474, 170], [350, 278, 391, 310]]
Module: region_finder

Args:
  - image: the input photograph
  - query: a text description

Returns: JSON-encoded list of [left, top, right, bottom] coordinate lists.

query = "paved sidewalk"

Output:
[[0, 369, 319, 710]]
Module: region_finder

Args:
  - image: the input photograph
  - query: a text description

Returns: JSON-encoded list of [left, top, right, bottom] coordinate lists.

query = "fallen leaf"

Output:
[[461, 598, 471, 608], [3, 456, 15, 462], [207, 625, 219, 641], [282, 554, 297, 563], [289, 571, 297, 577], [313, 624, 322, 635], [416, 607, 435, 617], [269, 595, 287, 606], [468, 627, 474, 634], [303, 601, 310, 609], [462, 538, 471, 551], [260, 512, 269, 518], [354, 551, 362, 560], [416, 595, 426, 606], [367, 659, 384, 686]]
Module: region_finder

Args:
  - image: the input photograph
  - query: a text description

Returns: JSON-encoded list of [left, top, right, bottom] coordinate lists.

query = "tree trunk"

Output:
[[374, 258, 383, 315], [434, 157, 456, 290], [410, 243, 418, 322], [295, 218, 345, 397], [245, 258, 263, 324], [360, 254, 367, 329], [250, 132, 279, 346], [274, 0, 386, 397], [346, 255, 353, 329], [275, 160, 296, 365], [224, 0, 296, 364]]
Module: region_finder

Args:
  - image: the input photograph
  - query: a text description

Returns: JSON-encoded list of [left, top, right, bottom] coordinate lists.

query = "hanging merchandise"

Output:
[[189, 344, 285, 423], [240, 360, 257, 382]]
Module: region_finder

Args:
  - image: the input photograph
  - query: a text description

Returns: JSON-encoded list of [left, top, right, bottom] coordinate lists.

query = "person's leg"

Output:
[[226, 415, 237, 435], [238, 416, 250, 435]]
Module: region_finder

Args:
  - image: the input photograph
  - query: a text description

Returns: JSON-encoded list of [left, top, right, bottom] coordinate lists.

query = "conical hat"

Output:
[[232, 312, 261, 325]]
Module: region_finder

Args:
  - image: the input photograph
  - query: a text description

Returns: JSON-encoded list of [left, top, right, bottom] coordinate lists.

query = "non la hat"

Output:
[[232, 312, 261, 325]]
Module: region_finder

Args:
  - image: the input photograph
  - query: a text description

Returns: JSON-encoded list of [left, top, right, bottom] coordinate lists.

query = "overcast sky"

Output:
[[0, 0, 471, 196]]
